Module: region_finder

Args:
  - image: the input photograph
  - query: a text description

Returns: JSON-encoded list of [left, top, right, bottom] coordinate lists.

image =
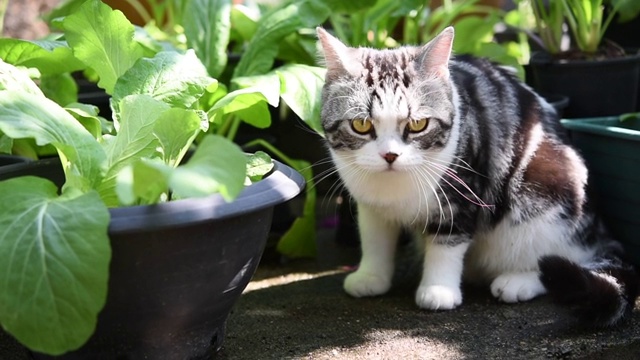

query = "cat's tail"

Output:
[[538, 254, 639, 327]]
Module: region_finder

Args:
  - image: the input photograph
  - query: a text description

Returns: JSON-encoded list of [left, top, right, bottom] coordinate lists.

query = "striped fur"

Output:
[[317, 27, 638, 325]]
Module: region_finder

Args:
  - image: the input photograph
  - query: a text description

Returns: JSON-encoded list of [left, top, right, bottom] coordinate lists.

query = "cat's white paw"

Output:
[[415, 285, 462, 310], [490, 272, 546, 303], [343, 270, 391, 298]]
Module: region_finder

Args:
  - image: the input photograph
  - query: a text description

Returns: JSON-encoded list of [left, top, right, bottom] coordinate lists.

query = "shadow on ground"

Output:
[[217, 227, 640, 360]]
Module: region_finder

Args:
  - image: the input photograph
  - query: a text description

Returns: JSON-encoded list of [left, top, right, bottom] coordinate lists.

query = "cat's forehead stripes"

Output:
[[359, 49, 416, 122], [362, 50, 413, 89]]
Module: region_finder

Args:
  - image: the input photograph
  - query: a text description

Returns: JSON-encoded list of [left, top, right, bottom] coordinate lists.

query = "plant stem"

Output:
[[0, 0, 8, 37], [226, 116, 241, 141], [123, 0, 153, 24], [242, 138, 296, 168]]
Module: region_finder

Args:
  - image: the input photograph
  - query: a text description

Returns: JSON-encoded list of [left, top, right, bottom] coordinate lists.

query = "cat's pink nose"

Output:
[[383, 152, 399, 164]]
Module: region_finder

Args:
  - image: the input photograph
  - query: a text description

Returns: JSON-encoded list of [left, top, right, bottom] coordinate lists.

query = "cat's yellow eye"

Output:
[[407, 118, 429, 133], [351, 118, 373, 135]]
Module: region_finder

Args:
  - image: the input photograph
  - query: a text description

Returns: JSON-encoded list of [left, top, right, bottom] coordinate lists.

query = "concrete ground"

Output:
[[216, 211, 640, 360]]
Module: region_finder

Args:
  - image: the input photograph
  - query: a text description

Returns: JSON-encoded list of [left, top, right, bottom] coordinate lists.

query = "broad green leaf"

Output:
[[113, 50, 216, 112], [452, 15, 500, 54], [99, 95, 168, 206], [209, 88, 271, 128], [134, 26, 166, 57], [233, 0, 331, 77], [232, 101, 272, 130], [64, 103, 103, 139], [0, 59, 44, 95], [63, 0, 143, 94], [10, 139, 38, 160], [0, 39, 85, 75], [230, 5, 259, 42], [0, 177, 110, 355], [276, 64, 326, 135], [0, 90, 106, 191], [153, 108, 203, 167], [43, 0, 86, 23], [0, 135, 12, 154], [276, 33, 316, 65], [116, 159, 170, 205], [318, 0, 375, 13], [200, 81, 228, 110], [246, 151, 274, 183], [171, 134, 246, 201], [276, 215, 317, 258], [612, 0, 640, 22], [232, 72, 281, 107], [183, 0, 232, 78], [40, 73, 79, 107]]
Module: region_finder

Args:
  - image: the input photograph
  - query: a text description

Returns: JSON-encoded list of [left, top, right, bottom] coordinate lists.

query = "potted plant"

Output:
[[522, 0, 640, 117], [560, 114, 640, 266], [0, 0, 304, 358], [5, 0, 332, 260]]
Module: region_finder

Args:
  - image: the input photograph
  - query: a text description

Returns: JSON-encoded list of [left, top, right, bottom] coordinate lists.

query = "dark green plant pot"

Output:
[[529, 52, 640, 118], [561, 116, 640, 265]]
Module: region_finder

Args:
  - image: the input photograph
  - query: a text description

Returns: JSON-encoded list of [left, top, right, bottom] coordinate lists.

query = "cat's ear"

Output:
[[417, 26, 455, 79], [316, 27, 358, 81]]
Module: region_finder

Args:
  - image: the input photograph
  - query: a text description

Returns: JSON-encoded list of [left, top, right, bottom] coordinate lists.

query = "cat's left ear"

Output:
[[417, 26, 454, 79]]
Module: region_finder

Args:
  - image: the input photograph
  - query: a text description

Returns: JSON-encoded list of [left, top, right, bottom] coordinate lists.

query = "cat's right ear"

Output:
[[417, 26, 455, 79], [316, 27, 355, 81]]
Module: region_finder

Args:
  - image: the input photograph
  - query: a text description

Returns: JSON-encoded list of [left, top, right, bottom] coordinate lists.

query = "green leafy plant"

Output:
[[13, 0, 331, 259], [188, 0, 330, 259], [0, 0, 7, 37], [563, 0, 620, 53], [518, 0, 640, 56], [0, 0, 276, 354], [327, 0, 523, 76], [528, 0, 565, 54], [142, 0, 329, 258]]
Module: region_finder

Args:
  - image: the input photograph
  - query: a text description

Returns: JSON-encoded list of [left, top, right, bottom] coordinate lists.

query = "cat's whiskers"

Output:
[[428, 155, 488, 178], [428, 162, 493, 209], [315, 157, 358, 209], [407, 168, 429, 228], [418, 163, 455, 238]]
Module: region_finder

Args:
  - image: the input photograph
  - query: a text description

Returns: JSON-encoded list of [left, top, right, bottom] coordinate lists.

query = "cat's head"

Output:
[[317, 27, 459, 177]]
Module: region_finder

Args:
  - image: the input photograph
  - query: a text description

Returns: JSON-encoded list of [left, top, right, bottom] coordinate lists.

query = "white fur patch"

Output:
[[465, 206, 594, 283], [490, 272, 546, 302], [416, 241, 469, 310], [343, 204, 401, 298]]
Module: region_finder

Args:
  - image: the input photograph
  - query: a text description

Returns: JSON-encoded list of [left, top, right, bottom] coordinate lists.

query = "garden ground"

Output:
[[215, 201, 640, 360]]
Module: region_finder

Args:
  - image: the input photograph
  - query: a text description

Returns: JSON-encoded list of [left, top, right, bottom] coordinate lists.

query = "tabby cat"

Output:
[[317, 26, 638, 326]]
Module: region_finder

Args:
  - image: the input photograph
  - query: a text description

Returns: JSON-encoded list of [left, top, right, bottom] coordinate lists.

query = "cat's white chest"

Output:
[[343, 169, 440, 225]]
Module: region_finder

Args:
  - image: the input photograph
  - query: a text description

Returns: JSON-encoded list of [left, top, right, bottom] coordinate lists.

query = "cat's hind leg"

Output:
[[343, 204, 400, 297], [490, 272, 547, 303]]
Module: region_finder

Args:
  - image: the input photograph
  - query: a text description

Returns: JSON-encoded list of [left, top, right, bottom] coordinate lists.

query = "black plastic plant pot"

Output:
[[561, 117, 640, 266], [0, 157, 305, 359], [528, 51, 640, 118], [0, 154, 32, 168]]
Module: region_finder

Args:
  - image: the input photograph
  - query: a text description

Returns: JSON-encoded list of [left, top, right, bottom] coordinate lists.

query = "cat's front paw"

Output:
[[415, 285, 462, 310], [343, 270, 391, 298], [491, 272, 546, 303]]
